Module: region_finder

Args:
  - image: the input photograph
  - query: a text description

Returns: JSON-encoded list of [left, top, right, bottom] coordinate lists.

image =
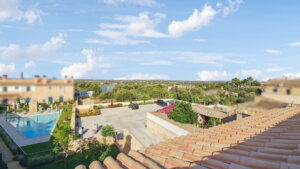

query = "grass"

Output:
[[21, 142, 52, 154]]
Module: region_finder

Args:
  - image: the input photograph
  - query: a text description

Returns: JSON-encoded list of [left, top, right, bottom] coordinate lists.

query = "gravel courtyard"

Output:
[[76, 104, 163, 147]]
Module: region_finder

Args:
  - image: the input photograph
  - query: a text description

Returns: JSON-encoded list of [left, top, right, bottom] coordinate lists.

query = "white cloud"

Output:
[[25, 61, 36, 69], [223, 0, 243, 16], [140, 60, 172, 66], [216, 2, 223, 7], [235, 69, 263, 80], [282, 72, 300, 79], [168, 5, 216, 38], [60, 49, 111, 78], [101, 69, 108, 74], [0, 63, 15, 75], [117, 73, 170, 80], [288, 41, 300, 47], [264, 49, 280, 55], [92, 12, 167, 45], [195, 38, 206, 42], [0, 33, 65, 58], [266, 67, 286, 72], [0, 0, 42, 24], [100, 0, 160, 7], [197, 70, 228, 81]]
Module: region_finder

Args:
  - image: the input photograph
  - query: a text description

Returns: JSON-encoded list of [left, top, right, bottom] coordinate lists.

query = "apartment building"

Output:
[[0, 75, 74, 106], [262, 78, 300, 104]]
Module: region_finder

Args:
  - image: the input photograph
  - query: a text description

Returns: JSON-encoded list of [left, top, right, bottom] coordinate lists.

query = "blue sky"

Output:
[[0, 0, 300, 81]]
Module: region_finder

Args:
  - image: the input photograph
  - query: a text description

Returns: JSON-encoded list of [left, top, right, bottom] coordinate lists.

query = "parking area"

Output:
[[76, 104, 163, 147]]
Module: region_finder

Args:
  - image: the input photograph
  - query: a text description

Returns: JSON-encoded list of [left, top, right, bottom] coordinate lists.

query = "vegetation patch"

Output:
[[21, 142, 52, 155], [38, 142, 120, 169], [169, 102, 198, 124], [101, 125, 115, 137]]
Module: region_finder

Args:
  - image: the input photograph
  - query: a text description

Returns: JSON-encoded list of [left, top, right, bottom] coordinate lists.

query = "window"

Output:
[[273, 88, 278, 93], [15, 86, 19, 90], [26, 86, 30, 92], [286, 89, 291, 95], [1, 98, 8, 105], [3, 86, 7, 92], [25, 97, 31, 104], [59, 96, 64, 102], [48, 96, 53, 104], [59, 85, 64, 90], [48, 85, 52, 90]]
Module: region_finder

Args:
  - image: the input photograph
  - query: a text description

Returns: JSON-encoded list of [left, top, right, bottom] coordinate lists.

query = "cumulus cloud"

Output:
[[264, 49, 280, 55], [197, 69, 265, 81], [168, 5, 216, 38], [235, 69, 263, 80], [60, 49, 111, 78], [100, 0, 160, 7], [288, 41, 300, 47], [0, 33, 65, 58], [266, 67, 286, 72], [0, 63, 15, 75], [117, 73, 170, 80], [282, 72, 300, 79], [0, 0, 42, 24], [25, 61, 36, 69], [197, 70, 228, 81], [223, 0, 243, 16], [91, 12, 167, 45]]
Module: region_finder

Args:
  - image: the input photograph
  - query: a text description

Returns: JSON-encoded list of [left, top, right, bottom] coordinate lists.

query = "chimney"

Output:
[[2, 75, 7, 81], [70, 76, 74, 83], [64, 76, 68, 83], [34, 75, 40, 83], [42, 75, 47, 84]]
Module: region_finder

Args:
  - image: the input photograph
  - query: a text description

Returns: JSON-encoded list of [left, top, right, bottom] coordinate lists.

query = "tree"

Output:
[[231, 78, 240, 88], [169, 102, 198, 124], [205, 117, 222, 128]]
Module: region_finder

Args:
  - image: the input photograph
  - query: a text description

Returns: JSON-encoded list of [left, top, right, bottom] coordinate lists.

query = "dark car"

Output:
[[128, 103, 139, 110], [156, 99, 168, 107]]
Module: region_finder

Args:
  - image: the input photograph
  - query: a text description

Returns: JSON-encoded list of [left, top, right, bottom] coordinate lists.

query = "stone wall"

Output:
[[120, 129, 144, 154], [146, 112, 189, 141]]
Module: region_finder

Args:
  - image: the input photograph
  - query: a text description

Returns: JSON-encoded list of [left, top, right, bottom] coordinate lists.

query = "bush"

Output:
[[101, 125, 115, 137], [98, 145, 120, 162], [169, 102, 198, 124], [25, 154, 54, 168], [0, 152, 8, 169], [72, 134, 79, 141], [205, 117, 222, 128]]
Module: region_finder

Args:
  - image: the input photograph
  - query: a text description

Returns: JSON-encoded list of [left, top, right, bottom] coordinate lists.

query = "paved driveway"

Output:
[[76, 104, 162, 147]]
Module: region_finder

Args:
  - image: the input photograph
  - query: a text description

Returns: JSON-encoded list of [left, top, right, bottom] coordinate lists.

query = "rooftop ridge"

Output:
[[77, 106, 300, 169]]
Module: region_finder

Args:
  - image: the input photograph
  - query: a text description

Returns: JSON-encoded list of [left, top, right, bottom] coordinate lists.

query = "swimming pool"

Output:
[[6, 112, 60, 139]]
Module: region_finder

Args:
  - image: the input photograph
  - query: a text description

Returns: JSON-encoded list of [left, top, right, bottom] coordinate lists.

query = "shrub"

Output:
[[72, 133, 79, 141], [25, 154, 54, 168], [0, 152, 8, 169], [101, 125, 115, 137], [205, 117, 222, 128], [169, 102, 198, 124], [98, 145, 120, 162]]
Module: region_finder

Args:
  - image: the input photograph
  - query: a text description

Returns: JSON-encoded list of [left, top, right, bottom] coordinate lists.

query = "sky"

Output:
[[0, 0, 300, 81]]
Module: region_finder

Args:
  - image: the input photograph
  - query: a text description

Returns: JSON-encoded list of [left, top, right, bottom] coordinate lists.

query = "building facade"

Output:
[[0, 75, 74, 106], [262, 78, 300, 104]]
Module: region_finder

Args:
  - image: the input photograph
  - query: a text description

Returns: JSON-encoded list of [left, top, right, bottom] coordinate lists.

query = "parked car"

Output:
[[128, 103, 139, 110], [156, 99, 168, 107]]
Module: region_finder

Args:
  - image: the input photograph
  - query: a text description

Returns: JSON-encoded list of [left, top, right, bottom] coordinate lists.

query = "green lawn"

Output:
[[21, 142, 52, 154]]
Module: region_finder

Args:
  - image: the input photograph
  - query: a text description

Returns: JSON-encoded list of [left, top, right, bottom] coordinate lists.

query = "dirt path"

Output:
[[0, 138, 23, 169]]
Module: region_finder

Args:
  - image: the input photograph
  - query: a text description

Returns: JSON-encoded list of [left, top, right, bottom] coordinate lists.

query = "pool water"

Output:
[[7, 112, 59, 139]]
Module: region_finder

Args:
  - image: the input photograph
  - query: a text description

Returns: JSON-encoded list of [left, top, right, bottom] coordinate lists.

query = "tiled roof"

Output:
[[192, 103, 228, 119], [76, 106, 300, 169], [263, 78, 300, 88]]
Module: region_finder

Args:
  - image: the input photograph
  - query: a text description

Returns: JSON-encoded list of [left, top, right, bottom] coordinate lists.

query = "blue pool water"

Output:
[[7, 112, 59, 139]]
